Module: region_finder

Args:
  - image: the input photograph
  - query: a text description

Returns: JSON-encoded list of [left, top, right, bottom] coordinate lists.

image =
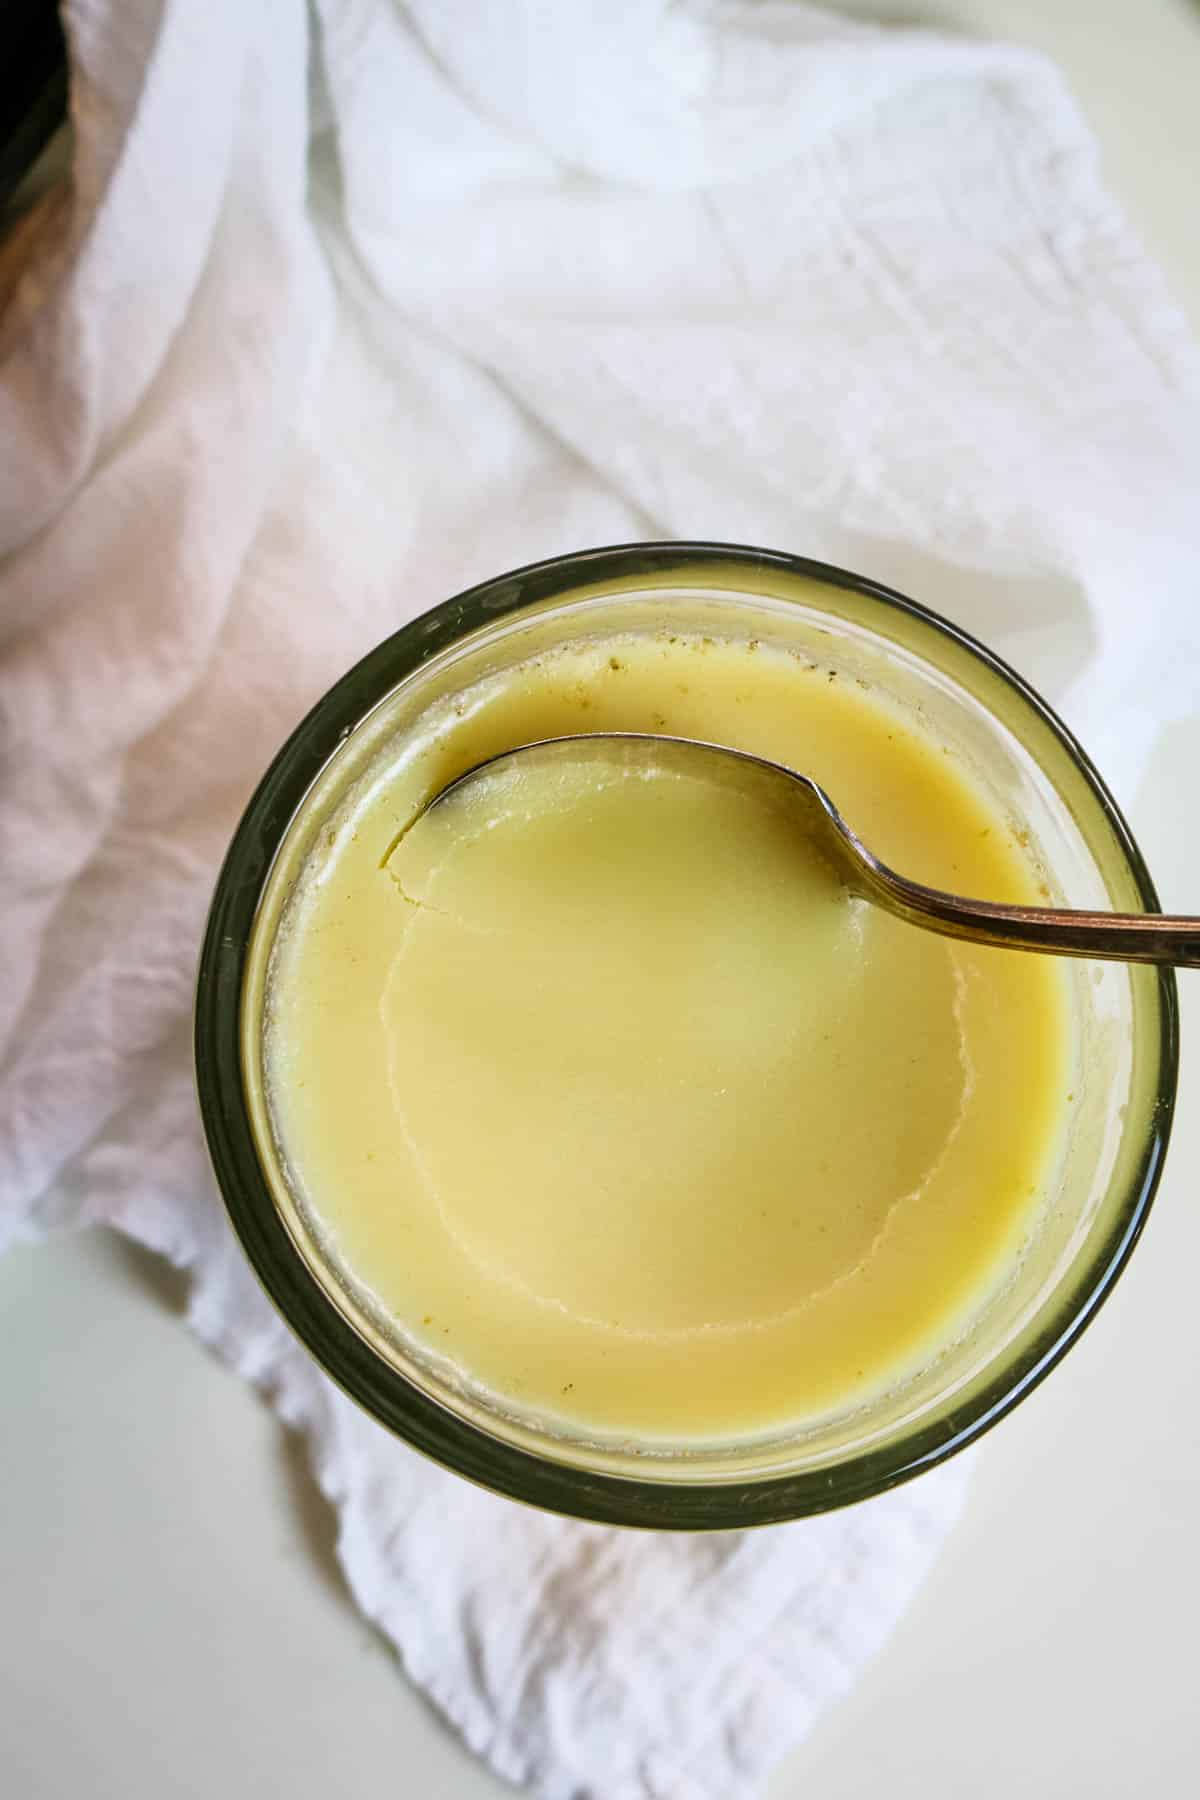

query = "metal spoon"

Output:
[[415, 732, 1200, 969]]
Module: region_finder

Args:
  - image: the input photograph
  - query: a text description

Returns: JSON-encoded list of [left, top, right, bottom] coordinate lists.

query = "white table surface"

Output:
[[3, 4, 1199, 1796]]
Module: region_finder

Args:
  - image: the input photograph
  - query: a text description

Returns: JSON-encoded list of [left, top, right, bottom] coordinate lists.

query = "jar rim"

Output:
[[194, 541, 1178, 1529]]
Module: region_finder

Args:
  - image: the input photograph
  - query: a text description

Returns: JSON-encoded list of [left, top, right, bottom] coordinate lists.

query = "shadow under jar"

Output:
[[195, 543, 1177, 1529]]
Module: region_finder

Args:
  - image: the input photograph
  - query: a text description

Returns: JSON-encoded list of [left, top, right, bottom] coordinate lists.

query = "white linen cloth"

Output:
[[2, 3, 1198, 1796]]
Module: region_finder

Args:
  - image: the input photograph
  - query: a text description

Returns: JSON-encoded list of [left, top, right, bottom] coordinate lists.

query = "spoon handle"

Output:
[[871, 872, 1200, 968]]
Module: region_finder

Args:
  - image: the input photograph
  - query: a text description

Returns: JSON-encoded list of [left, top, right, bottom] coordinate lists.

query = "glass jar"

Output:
[[195, 543, 1177, 1528]]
